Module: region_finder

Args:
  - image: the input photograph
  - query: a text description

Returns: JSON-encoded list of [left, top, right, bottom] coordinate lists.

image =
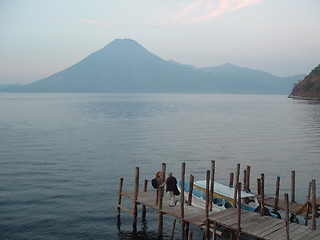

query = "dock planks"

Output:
[[120, 191, 320, 239]]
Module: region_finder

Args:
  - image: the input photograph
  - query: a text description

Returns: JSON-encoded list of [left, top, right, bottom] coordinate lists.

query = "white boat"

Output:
[[178, 180, 279, 217]]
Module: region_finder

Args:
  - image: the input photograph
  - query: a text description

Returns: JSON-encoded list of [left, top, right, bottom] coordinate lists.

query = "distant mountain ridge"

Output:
[[199, 63, 305, 94], [0, 84, 24, 90], [1, 38, 305, 94]]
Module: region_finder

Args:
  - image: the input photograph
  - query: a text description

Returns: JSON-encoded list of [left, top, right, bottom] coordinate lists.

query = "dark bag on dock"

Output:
[[174, 185, 180, 196], [151, 178, 158, 189]]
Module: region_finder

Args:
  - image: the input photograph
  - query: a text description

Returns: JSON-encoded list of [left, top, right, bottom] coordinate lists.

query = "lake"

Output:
[[0, 93, 319, 239]]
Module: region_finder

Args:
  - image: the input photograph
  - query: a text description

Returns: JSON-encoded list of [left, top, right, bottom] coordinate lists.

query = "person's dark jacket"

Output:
[[166, 176, 177, 192]]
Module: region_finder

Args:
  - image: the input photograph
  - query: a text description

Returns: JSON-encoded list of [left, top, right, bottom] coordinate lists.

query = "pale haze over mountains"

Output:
[[1, 39, 304, 94]]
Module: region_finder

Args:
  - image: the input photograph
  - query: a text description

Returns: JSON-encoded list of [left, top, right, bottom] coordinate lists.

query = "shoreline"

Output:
[[288, 95, 320, 100]]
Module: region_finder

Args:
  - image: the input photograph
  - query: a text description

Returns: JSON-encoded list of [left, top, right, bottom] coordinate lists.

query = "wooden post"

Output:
[[235, 163, 240, 186], [132, 167, 139, 229], [229, 172, 234, 187], [284, 193, 290, 240], [243, 170, 247, 191], [156, 186, 160, 206], [237, 182, 242, 240], [305, 181, 312, 226], [260, 173, 265, 216], [233, 183, 238, 208], [181, 162, 186, 240], [156, 163, 166, 206], [205, 170, 210, 240], [291, 171, 296, 203], [257, 178, 261, 195], [307, 181, 312, 200], [186, 174, 194, 240], [274, 176, 280, 212], [143, 179, 148, 191], [157, 163, 166, 238], [161, 162, 166, 195], [157, 163, 166, 239], [311, 179, 317, 230], [246, 165, 251, 191], [209, 160, 215, 211], [161, 163, 166, 183], [213, 222, 217, 240], [157, 184, 164, 238], [188, 174, 194, 206], [185, 223, 190, 240], [117, 177, 124, 217], [234, 163, 240, 207], [169, 219, 176, 240], [142, 179, 148, 218]]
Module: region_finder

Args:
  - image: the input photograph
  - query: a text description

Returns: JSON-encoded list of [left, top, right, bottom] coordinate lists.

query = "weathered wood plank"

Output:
[[281, 226, 307, 239], [288, 226, 314, 240], [287, 224, 309, 237], [185, 216, 207, 226], [208, 208, 238, 222], [121, 191, 134, 199], [184, 215, 206, 224], [297, 229, 320, 240], [265, 227, 287, 239], [252, 218, 285, 236], [266, 223, 299, 240], [266, 224, 307, 240], [221, 215, 238, 229], [213, 211, 241, 225], [242, 215, 272, 232], [257, 222, 285, 238], [222, 210, 252, 227], [229, 212, 261, 229], [117, 204, 133, 213]]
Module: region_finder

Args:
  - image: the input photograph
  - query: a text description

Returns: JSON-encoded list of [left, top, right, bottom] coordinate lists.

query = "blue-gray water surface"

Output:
[[1, 93, 319, 239]]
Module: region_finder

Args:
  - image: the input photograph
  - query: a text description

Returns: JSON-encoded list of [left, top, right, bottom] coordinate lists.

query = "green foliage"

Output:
[[305, 82, 314, 90], [315, 86, 320, 93], [311, 64, 320, 75]]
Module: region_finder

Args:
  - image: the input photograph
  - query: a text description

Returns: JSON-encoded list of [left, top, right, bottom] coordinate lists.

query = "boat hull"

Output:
[[178, 180, 278, 218]]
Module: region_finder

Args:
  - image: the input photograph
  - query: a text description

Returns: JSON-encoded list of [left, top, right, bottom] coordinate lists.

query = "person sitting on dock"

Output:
[[163, 172, 178, 207]]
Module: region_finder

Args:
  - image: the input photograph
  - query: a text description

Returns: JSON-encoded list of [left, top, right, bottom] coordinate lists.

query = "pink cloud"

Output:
[[149, 0, 261, 26]]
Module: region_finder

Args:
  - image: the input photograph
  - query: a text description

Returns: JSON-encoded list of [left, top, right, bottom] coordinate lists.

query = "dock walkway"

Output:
[[120, 191, 320, 239]]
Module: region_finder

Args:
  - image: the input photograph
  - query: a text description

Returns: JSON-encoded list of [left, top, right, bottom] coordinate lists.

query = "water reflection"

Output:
[[117, 230, 160, 240], [117, 215, 163, 240]]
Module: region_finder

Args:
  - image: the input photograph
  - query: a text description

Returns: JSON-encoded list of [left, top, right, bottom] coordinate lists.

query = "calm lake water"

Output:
[[0, 93, 319, 239]]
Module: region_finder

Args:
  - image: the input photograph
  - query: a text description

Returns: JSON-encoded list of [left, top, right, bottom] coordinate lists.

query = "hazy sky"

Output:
[[1, 0, 319, 84]]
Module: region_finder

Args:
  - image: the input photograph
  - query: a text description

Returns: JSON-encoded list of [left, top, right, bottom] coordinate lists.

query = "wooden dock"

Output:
[[120, 190, 320, 239], [208, 208, 320, 240], [117, 161, 319, 239]]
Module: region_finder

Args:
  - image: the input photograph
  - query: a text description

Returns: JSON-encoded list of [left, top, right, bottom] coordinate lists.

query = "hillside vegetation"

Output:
[[289, 64, 320, 99]]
